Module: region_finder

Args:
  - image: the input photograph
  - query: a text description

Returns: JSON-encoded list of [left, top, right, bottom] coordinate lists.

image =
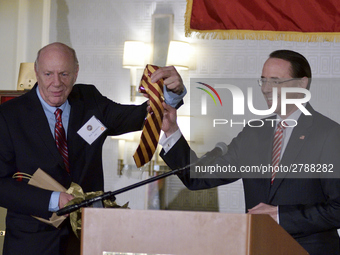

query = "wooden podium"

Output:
[[81, 208, 308, 255]]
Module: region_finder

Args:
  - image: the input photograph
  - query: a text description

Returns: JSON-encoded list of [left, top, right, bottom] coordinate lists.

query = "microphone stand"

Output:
[[56, 165, 188, 216]]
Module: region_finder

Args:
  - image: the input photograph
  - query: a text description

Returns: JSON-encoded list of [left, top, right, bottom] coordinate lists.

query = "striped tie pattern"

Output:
[[133, 65, 164, 168], [55, 108, 70, 173], [271, 122, 285, 184]]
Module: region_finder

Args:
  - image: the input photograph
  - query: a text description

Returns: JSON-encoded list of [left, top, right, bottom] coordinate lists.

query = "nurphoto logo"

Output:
[[197, 82, 311, 116], [196, 82, 223, 106]]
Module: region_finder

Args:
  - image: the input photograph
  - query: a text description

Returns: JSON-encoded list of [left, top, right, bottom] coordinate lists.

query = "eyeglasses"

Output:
[[257, 78, 299, 87]]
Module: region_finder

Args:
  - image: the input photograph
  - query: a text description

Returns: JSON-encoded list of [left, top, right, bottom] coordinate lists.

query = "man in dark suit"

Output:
[[160, 50, 340, 255], [0, 42, 185, 254]]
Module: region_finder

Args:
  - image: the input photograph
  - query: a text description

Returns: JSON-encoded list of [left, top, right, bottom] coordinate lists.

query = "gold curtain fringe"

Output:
[[185, 0, 340, 42], [185, 29, 340, 42]]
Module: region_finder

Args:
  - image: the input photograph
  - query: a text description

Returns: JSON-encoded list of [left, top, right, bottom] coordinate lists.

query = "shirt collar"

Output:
[[275, 108, 303, 127]]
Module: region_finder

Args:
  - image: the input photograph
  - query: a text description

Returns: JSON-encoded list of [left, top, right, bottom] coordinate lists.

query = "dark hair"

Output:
[[269, 50, 312, 89]]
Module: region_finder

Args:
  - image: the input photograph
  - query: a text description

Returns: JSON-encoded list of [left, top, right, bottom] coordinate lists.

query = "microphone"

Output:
[[56, 143, 228, 216], [56, 193, 115, 216], [195, 142, 228, 165]]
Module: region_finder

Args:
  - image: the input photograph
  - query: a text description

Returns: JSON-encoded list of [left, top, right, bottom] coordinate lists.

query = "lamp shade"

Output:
[[123, 41, 146, 68], [166, 41, 190, 70], [17, 62, 36, 90]]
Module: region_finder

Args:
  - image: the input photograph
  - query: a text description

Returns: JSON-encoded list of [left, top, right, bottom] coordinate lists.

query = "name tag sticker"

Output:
[[77, 116, 107, 145]]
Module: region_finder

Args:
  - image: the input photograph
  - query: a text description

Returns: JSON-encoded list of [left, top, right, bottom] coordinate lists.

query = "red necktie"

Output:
[[271, 122, 285, 184], [55, 109, 70, 173], [133, 65, 164, 168]]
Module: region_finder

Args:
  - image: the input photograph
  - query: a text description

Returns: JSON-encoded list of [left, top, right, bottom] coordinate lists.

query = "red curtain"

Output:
[[185, 0, 340, 41]]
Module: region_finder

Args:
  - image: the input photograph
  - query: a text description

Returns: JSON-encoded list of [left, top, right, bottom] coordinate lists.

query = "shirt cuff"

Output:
[[163, 86, 187, 108], [159, 129, 182, 154], [49, 191, 61, 212]]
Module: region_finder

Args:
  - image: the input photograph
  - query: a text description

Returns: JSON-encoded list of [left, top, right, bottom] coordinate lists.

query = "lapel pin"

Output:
[[299, 135, 305, 140]]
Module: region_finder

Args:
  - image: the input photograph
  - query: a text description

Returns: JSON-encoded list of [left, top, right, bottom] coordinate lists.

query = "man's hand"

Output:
[[247, 202, 278, 222], [58, 192, 74, 215], [162, 102, 179, 137], [151, 66, 184, 95]]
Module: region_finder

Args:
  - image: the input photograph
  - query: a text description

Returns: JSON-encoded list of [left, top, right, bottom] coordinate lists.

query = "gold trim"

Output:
[[184, 0, 193, 39], [184, 0, 340, 42]]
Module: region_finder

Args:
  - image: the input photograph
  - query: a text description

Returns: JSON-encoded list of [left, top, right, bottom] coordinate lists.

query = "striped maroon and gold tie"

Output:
[[133, 65, 164, 168]]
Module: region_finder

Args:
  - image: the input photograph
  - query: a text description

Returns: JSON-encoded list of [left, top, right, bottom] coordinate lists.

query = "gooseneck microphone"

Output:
[[56, 142, 228, 216]]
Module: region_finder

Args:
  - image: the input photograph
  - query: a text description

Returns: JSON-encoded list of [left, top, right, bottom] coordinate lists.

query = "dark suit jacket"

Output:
[[161, 104, 340, 255], [0, 84, 147, 254]]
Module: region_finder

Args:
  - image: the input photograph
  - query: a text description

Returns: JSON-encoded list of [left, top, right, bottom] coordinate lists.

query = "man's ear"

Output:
[[298, 77, 309, 89]]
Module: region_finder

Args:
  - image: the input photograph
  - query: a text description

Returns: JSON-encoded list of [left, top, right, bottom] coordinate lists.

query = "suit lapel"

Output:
[[259, 121, 274, 167], [67, 87, 88, 180], [256, 117, 276, 202], [268, 106, 314, 202], [67, 88, 86, 142], [25, 86, 66, 170]]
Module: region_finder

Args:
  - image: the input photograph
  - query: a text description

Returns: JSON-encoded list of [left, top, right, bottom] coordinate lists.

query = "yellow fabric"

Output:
[[13, 171, 128, 238], [65, 183, 129, 239]]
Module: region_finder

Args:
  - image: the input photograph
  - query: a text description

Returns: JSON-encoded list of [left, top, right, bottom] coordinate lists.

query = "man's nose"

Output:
[[52, 74, 62, 85], [261, 82, 272, 93]]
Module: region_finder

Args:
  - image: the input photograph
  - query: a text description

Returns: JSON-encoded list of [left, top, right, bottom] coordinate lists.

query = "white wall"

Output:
[[1, 0, 340, 212], [0, 0, 19, 89], [0, 0, 49, 90]]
